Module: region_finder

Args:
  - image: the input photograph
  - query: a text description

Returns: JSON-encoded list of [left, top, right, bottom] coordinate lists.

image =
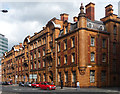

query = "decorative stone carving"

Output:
[[78, 67, 86, 75]]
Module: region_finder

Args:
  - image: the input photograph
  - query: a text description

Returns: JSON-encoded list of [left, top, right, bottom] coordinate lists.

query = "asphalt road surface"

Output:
[[1, 85, 120, 94]]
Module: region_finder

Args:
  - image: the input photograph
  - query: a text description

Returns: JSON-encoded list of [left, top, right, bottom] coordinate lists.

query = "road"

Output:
[[1, 85, 120, 94]]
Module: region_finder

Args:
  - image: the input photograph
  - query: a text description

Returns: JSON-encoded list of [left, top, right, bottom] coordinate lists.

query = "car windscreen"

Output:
[[46, 82, 52, 85]]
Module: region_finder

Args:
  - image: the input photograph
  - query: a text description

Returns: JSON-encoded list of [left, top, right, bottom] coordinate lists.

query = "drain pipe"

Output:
[[55, 41, 58, 86]]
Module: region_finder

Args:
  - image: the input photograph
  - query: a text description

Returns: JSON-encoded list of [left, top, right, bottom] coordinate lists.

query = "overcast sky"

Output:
[[0, 0, 120, 51]]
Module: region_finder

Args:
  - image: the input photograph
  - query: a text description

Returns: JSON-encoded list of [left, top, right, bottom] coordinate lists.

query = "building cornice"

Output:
[[55, 28, 110, 40]]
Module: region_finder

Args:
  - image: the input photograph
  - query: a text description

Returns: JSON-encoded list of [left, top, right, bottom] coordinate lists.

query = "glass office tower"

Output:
[[0, 34, 8, 63]]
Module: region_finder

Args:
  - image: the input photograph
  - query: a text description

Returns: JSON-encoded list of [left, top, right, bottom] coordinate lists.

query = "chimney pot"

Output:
[[60, 13, 69, 21], [19, 43, 22, 48], [73, 16, 78, 22], [34, 32, 37, 35]]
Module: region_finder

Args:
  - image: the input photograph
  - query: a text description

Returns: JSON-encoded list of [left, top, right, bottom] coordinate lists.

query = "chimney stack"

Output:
[[85, 2, 95, 21], [19, 43, 22, 48], [105, 4, 113, 17], [60, 13, 69, 21], [73, 16, 78, 22], [34, 32, 37, 35]]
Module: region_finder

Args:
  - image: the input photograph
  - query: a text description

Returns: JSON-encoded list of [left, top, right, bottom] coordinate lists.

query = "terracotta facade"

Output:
[[1, 2, 120, 87]]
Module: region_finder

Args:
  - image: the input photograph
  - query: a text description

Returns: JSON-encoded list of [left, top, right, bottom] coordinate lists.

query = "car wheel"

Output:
[[47, 87, 49, 90]]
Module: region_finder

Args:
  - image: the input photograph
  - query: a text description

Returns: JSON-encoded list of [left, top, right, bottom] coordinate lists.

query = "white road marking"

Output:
[[13, 88, 18, 90], [32, 89, 37, 90], [106, 90, 119, 92]]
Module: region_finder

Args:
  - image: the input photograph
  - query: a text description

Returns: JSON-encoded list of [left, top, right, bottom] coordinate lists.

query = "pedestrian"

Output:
[[51, 81, 53, 85], [61, 80, 63, 89], [76, 81, 80, 91]]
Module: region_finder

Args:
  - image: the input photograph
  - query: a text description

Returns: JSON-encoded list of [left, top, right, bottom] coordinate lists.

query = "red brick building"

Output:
[[1, 2, 120, 87]]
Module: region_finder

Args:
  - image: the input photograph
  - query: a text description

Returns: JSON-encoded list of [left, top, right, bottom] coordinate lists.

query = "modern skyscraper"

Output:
[[118, 1, 120, 17], [0, 34, 8, 63], [0, 65, 1, 83]]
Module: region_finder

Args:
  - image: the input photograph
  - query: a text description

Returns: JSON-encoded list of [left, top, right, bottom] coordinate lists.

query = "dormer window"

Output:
[[87, 22, 93, 28], [99, 25, 104, 31]]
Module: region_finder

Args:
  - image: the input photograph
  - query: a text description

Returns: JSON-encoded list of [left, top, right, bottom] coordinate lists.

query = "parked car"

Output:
[[19, 82, 24, 87], [24, 82, 30, 87], [39, 82, 56, 90], [8, 82, 12, 85], [24, 82, 32, 87], [2, 81, 9, 85], [31, 82, 39, 88], [28, 82, 32, 87]]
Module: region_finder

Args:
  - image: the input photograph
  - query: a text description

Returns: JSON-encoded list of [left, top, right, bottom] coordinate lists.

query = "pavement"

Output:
[[1, 84, 120, 94]]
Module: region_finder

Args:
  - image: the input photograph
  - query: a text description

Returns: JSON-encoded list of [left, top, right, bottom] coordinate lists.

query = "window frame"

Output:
[[65, 26, 68, 34], [91, 37, 95, 46], [90, 70, 95, 83], [102, 39, 106, 48], [64, 55, 67, 64], [58, 56, 61, 65], [71, 53, 75, 63], [102, 53, 106, 62], [71, 37, 75, 48], [43, 49, 45, 56], [64, 39, 67, 50], [90, 52, 95, 62], [65, 72, 68, 82], [72, 71, 76, 83], [58, 43, 60, 52]]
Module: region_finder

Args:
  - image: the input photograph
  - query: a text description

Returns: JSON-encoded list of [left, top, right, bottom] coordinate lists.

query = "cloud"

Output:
[[0, 1, 119, 51]]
